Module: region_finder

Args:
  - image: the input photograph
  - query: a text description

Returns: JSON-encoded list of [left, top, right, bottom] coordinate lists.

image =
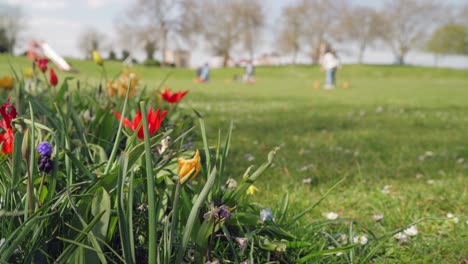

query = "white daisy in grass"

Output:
[[381, 185, 391, 194], [325, 212, 339, 220], [446, 213, 459, 224], [425, 151, 434, 157], [339, 234, 348, 245], [372, 214, 384, 221], [427, 179, 435, 185], [244, 153, 255, 162], [404, 226, 418, 237], [393, 232, 408, 243], [353, 235, 368, 245], [327, 246, 343, 256], [226, 178, 237, 189], [302, 178, 312, 184]]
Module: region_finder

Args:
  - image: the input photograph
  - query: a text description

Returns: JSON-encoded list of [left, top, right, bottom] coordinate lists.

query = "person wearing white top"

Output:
[[321, 48, 340, 89], [243, 61, 255, 83]]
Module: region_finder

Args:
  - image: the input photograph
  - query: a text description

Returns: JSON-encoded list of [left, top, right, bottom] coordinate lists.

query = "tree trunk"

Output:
[[144, 41, 156, 60], [397, 47, 407, 65], [292, 49, 297, 64], [358, 43, 366, 64], [161, 28, 168, 66], [433, 54, 440, 67], [223, 50, 230, 67], [396, 54, 404, 65]]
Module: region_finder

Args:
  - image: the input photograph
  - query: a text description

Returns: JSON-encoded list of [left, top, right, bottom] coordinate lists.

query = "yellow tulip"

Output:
[[247, 185, 259, 195], [24, 68, 34, 79], [92, 50, 103, 65], [0, 76, 14, 90], [178, 150, 202, 184]]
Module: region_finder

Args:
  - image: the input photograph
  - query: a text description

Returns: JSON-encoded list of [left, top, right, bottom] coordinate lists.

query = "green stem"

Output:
[[25, 159, 33, 217], [169, 182, 182, 256], [41, 71, 51, 90], [37, 172, 46, 204], [206, 219, 218, 261], [140, 101, 158, 264], [101, 64, 108, 81], [27, 102, 36, 215], [104, 81, 131, 174]]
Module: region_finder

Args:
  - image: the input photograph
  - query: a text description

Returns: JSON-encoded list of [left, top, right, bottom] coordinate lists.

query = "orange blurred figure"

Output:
[[342, 81, 349, 89], [313, 80, 320, 89]]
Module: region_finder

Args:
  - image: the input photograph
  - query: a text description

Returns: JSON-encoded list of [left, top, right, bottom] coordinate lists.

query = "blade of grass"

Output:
[[117, 153, 135, 263], [199, 117, 211, 176], [104, 80, 131, 174], [140, 101, 158, 264], [291, 177, 347, 223]]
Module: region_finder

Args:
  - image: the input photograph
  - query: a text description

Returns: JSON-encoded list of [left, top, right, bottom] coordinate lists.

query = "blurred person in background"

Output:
[[243, 60, 255, 84], [321, 47, 340, 89]]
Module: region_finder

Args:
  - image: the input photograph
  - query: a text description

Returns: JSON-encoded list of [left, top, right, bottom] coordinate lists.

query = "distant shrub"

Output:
[[143, 59, 161, 67]]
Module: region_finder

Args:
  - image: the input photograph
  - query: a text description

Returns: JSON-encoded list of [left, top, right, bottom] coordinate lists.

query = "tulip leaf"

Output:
[[91, 187, 111, 241], [55, 76, 74, 103], [176, 167, 217, 263]]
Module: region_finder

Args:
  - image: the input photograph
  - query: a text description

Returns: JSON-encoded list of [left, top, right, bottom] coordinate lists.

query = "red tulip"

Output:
[[0, 98, 17, 155], [161, 88, 188, 104], [0, 128, 14, 155], [49, 68, 58, 86], [114, 107, 167, 140], [37, 59, 49, 73]]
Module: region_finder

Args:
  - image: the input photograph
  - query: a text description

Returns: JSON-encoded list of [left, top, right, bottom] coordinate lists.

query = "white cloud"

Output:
[[6, 0, 69, 10], [86, 0, 131, 9], [31, 17, 81, 28], [24, 17, 84, 57], [86, 0, 108, 9]]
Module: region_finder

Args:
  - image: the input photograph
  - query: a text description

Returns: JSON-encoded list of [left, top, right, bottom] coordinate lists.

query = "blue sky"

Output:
[[1, 0, 468, 68]]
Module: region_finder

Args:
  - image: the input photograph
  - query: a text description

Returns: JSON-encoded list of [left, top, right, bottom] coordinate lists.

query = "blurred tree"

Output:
[[121, 50, 130, 61], [174, 0, 202, 48], [299, 0, 349, 64], [427, 24, 468, 65], [455, 4, 468, 27], [0, 7, 24, 54], [339, 6, 382, 64], [238, 0, 265, 60], [116, 0, 192, 64], [379, 0, 441, 65], [0, 28, 8, 53], [108, 50, 117, 60], [77, 28, 106, 59], [196, 0, 244, 67], [277, 5, 303, 64]]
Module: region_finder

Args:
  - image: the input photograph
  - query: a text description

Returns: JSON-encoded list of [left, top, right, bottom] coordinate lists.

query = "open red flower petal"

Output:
[[114, 107, 167, 140], [161, 88, 189, 104]]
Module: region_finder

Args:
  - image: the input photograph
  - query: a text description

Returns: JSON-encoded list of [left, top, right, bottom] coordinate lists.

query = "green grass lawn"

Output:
[[2, 54, 467, 262]]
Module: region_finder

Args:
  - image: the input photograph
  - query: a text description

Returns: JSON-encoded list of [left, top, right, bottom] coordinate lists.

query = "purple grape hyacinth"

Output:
[[37, 142, 53, 156], [38, 155, 54, 173], [37, 141, 54, 173]]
